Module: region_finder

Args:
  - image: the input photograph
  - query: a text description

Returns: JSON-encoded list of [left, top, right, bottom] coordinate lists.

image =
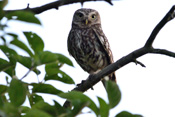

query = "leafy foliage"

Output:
[[0, 2, 142, 117]]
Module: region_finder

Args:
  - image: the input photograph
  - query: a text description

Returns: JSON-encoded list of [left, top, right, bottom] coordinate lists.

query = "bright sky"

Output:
[[1, 0, 175, 116]]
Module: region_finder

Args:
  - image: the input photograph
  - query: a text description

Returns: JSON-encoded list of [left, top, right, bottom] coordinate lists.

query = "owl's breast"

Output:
[[69, 28, 107, 73]]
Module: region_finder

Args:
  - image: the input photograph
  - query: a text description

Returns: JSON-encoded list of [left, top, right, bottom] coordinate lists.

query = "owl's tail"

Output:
[[101, 72, 116, 87]]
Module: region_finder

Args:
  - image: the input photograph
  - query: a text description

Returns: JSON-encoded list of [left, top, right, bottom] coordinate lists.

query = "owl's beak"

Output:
[[85, 19, 88, 25]]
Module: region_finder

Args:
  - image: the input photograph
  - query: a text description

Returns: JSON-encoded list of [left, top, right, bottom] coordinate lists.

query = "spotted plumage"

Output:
[[68, 8, 116, 85]]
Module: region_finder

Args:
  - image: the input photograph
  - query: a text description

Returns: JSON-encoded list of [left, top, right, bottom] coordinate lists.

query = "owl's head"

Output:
[[72, 8, 101, 28]]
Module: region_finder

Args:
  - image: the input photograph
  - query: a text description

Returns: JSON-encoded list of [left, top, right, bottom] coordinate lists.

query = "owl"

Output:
[[67, 8, 116, 86]]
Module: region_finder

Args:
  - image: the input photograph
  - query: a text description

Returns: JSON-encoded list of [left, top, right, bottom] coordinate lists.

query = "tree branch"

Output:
[[144, 5, 175, 47], [5, 0, 113, 14], [150, 48, 175, 58], [63, 5, 175, 108]]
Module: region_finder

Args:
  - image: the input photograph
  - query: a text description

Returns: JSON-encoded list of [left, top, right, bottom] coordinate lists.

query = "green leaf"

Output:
[[5, 11, 41, 24], [8, 79, 27, 106], [45, 73, 74, 84], [116, 111, 142, 117], [23, 32, 44, 54], [17, 55, 40, 75], [10, 38, 33, 56], [3, 102, 20, 117], [56, 70, 74, 84], [37, 51, 73, 66], [59, 91, 99, 116], [45, 63, 74, 84], [0, 95, 7, 107], [31, 83, 62, 95], [0, 36, 6, 44], [7, 33, 18, 38], [19, 106, 30, 113], [29, 94, 44, 107], [0, 58, 15, 77], [45, 63, 60, 75], [54, 100, 66, 116], [32, 101, 57, 116], [71, 100, 90, 116], [0, 96, 4, 108], [0, 85, 7, 95], [56, 54, 73, 66], [98, 97, 109, 117], [0, 0, 7, 19], [17, 55, 32, 68], [0, 46, 17, 76], [0, 45, 18, 64], [38, 51, 58, 65], [24, 109, 52, 117], [106, 81, 121, 109]]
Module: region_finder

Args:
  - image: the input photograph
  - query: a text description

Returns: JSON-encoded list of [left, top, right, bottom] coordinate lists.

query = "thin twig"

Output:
[[144, 5, 175, 47], [134, 60, 146, 67], [20, 66, 35, 80], [150, 48, 175, 58]]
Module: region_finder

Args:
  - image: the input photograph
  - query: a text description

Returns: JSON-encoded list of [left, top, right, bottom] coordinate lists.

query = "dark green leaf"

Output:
[[31, 83, 62, 95], [5, 76, 9, 84], [116, 111, 143, 117], [0, 94, 7, 104], [59, 91, 99, 116], [0, 85, 7, 95], [0, 36, 6, 44], [24, 109, 52, 117], [0, 96, 4, 108], [3, 103, 20, 117], [54, 100, 66, 116], [7, 33, 18, 38], [32, 101, 57, 116], [45, 63, 74, 84], [8, 79, 27, 106], [29, 93, 44, 107], [98, 97, 109, 117], [10, 38, 33, 56], [56, 54, 73, 66], [23, 32, 44, 54], [0, 58, 15, 77], [0, 0, 7, 19], [5, 11, 41, 24], [19, 106, 30, 113], [106, 81, 121, 108]]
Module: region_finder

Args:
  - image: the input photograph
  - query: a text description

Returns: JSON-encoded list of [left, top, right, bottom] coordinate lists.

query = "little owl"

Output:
[[67, 8, 116, 86]]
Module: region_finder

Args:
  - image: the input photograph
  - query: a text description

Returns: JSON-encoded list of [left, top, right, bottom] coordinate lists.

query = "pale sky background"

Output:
[[1, 0, 175, 117]]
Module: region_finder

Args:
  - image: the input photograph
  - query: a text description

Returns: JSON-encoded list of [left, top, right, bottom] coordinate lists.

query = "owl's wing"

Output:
[[93, 27, 116, 82], [67, 29, 74, 56], [92, 27, 114, 64]]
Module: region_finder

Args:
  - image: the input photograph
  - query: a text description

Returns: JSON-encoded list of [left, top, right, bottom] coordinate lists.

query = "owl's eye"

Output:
[[91, 14, 96, 19], [77, 13, 83, 18]]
